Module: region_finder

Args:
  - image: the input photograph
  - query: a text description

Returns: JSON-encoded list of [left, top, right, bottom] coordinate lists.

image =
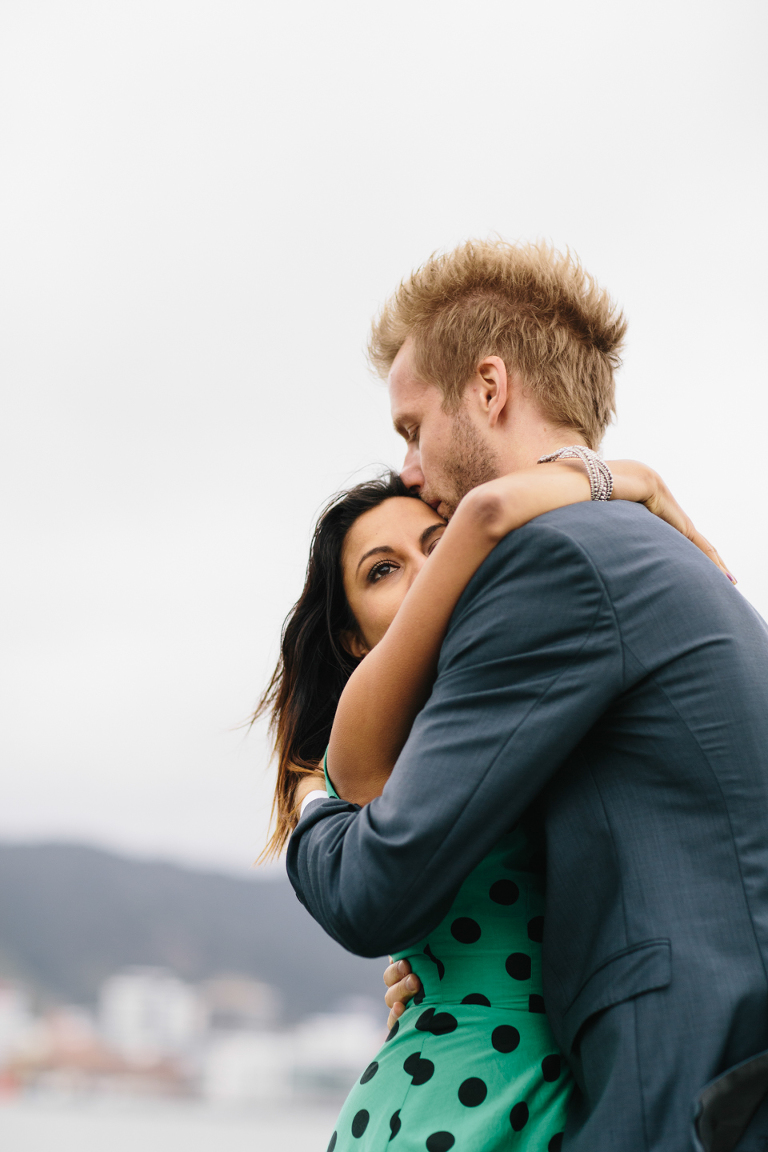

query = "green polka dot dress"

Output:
[[323, 763, 572, 1152]]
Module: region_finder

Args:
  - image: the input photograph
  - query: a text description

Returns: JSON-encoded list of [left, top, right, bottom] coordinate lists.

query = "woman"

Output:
[[256, 457, 729, 1151]]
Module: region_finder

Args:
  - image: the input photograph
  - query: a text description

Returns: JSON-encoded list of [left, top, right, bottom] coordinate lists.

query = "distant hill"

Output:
[[0, 842, 387, 1021]]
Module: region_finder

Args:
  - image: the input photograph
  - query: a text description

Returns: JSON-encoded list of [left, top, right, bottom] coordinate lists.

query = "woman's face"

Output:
[[341, 496, 446, 655]]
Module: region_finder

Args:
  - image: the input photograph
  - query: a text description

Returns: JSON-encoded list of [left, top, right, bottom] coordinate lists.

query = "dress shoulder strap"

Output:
[[322, 749, 340, 799]]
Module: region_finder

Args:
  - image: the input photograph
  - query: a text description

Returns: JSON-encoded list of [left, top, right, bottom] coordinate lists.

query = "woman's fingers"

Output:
[[687, 528, 736, 584], [640, 476, 736, 585], [655, 500, 736, 584]]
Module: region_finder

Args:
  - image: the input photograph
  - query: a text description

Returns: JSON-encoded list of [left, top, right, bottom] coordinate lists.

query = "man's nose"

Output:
[[400, 445, 424, 492]]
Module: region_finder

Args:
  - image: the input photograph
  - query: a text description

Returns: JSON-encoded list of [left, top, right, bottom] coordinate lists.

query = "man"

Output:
[[287, 240, 768, 1151]]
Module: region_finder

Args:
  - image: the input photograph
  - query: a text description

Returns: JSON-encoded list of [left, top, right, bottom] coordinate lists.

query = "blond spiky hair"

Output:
[[368, 239, 627, 449]]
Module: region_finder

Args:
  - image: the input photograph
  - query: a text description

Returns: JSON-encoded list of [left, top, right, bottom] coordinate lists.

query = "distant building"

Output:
[[0, 969, 383, 1105], [203, 1030, 293, 1103], [201, 998, 383, 1104], [99, 968, 206, 1064], [292, 1009, 384, 1096], [7, 1003, 189, 1099], [200, 974, 280, 1031], [0, 981, 32, 1066]]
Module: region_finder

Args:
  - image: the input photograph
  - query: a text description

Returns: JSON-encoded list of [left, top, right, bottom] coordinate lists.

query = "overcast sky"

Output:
[[1, 0, 766, 875]]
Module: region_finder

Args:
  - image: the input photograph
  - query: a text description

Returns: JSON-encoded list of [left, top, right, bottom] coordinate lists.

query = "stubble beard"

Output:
[[427, 408, 501, 519]]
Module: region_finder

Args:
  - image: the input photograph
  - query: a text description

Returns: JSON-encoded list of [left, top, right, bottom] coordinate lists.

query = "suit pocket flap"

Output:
[[563, 938, 671, 1051]]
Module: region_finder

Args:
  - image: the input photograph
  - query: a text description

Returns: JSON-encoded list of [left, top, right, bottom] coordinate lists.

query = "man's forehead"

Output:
[[388, 343, 436, 425], [389, 382, 432, 431]]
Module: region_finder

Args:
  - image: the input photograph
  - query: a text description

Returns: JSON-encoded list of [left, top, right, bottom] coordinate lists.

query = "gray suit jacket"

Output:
[[287, 501, 768, 1152]]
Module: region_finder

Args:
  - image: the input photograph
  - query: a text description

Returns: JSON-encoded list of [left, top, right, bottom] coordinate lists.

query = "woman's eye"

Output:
[[368, 560, 398, 583]]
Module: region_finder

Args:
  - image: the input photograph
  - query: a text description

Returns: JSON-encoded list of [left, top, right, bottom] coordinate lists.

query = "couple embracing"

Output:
[[257, 240, 768, 1152]]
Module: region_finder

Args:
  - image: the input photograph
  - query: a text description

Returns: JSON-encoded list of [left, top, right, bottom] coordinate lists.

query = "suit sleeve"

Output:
[[286, 517, 624, 957]]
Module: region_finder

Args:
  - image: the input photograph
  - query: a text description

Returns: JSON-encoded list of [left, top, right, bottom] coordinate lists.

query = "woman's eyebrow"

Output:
[[356, 545, 392, 573], [355, 523, 443, 573], [420, 523, 444, 548]]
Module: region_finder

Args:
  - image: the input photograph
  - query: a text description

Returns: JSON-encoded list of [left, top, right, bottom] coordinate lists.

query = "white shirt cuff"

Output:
[[299, 789, 329, 819]]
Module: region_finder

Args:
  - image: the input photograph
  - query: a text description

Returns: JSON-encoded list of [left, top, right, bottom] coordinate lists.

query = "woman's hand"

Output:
[[463, 458, 734, 584], [610, 461, 735, 583], [326, 456, 734, 814]]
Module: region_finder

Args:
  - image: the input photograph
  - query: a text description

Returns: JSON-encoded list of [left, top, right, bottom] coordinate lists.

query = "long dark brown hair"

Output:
[[254, 471, 420, 858]]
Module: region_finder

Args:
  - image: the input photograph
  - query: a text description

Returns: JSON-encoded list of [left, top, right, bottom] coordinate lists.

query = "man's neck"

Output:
[[497, 421, 588, 473]]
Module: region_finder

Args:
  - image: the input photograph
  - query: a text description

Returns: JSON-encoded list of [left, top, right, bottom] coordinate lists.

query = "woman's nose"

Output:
[[405, 552, 428, 587], [400, 445, 424, 493]]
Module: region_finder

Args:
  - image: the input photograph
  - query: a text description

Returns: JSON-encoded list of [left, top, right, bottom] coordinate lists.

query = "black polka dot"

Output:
[[426, 1133, 455, 1152], [386, 1019, 400, 1041], [549, 1135, 564, 1152], [327, 1133, 337, 1152], [389, 1111, 401, 1140], [510, 1102, 530, 1131], [529, 994, 546, 1013], [489, 879, 520, 905], [413, 988, 425, 1005], [360, 1061, 378, 1084], [431, 1012, 457, 1035], [423, 944, 445, 981], [403, 1052, 435, 1085], [527, 916, 544, 943], [351, 1110, 369, 1138], [451, 917, 481, 943], [462, 993, 491, 1006], [492, 1024, 520, 1053], [458, 1077, 487, 1107], [505, 952, 532, 980], [542, 1054, 562, 1081], [415, 1007, 458, 1035]]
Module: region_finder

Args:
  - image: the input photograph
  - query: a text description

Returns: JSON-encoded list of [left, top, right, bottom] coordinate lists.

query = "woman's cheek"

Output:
[[371, 597, 397, 647]]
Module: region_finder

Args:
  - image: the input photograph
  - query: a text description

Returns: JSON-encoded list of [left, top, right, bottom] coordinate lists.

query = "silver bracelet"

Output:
[[538, 445, 614, 501]]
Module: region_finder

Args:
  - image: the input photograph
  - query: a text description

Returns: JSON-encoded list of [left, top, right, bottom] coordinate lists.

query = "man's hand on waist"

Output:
[[384, 958, 422, 1030]]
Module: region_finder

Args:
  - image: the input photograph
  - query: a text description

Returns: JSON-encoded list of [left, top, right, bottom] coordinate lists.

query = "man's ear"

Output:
[[339, 630, 369, 659], [476, 356, 509, 428]]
